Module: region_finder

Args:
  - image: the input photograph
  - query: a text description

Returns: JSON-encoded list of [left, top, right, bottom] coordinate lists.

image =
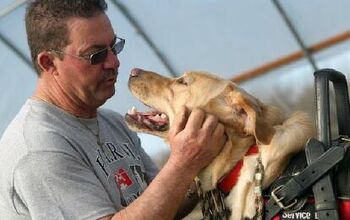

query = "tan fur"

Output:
[[126, 69, 314, 220]]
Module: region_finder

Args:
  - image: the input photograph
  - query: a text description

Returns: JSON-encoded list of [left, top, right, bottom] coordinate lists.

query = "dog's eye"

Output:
[[176, 78, 187, 85]]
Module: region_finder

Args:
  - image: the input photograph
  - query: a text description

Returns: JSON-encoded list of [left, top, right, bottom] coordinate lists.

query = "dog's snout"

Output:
[[131, 68, 143, 77]]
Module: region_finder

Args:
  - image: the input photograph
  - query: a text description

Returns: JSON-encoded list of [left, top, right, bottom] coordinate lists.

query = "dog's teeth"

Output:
[[129, 106, 137, 115], [160, 113, 167, 119], [144, 119, 152, 126], [128, 106, 137, 115]]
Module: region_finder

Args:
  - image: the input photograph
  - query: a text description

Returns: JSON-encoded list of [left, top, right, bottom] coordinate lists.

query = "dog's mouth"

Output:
[[125, 106, 169, 132]]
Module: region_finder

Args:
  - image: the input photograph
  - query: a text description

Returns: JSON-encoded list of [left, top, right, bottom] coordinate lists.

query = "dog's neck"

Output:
[[217, 144, 258, 193], [197, 129, 255, 191]]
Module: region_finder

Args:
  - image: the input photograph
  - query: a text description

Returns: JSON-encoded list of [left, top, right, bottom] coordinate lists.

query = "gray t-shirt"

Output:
[[0, 99, 159, 220]]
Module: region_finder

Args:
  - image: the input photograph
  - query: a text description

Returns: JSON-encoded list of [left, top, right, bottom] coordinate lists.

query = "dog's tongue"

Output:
[[140, 112, 168, 125], [127, 106, 169, 130]]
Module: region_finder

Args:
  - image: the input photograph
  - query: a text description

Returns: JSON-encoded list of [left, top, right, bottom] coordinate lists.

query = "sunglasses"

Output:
[[49, 37, 125, 65]]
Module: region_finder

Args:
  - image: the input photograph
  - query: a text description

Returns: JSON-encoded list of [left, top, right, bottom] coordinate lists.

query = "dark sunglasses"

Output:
[[49, 37, 125, 65]]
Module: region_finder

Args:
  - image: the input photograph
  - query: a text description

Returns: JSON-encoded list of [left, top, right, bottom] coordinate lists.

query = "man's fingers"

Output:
[[212, 123, 225, 143], [169, 106, 189, 136], [213, 123, 227, 153], [201, 114, 218, 134], [186, 108, 205, 131]]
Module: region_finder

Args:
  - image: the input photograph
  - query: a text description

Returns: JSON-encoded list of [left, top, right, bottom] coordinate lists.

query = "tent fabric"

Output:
[[0, 0, 350, 162]]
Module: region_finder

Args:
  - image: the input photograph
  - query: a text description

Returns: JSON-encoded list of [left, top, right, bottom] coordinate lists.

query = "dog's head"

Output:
[[125, 68, 282, 144]]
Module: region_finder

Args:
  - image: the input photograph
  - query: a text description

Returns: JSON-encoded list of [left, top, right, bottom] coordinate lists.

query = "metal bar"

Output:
[[109, 0, 177, 77], [0, 0, 27, 18], [231, 31, 350, 83], [271, 0, 318, 71], [0, 32, 34, 71]]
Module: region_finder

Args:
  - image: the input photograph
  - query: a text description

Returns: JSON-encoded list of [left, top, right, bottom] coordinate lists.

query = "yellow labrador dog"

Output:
[[125, 68, 314, 219]]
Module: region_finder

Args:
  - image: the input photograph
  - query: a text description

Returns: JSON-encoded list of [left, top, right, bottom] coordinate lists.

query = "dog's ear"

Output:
[[226, 84, 275, 145]]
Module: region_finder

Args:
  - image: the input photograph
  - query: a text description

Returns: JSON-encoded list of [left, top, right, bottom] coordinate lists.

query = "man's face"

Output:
[[53, 13, 119, 109]]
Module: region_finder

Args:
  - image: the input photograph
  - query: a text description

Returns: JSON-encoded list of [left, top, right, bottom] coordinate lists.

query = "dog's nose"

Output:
[[131, 68, 142, 77]]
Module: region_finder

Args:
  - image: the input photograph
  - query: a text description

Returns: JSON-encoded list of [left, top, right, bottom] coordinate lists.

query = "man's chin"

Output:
[[108, 86, 116, 97], [95, 87, 115, 107]]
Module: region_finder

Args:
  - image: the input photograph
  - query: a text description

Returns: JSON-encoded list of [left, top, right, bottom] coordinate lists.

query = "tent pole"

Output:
[[231, 31, 350, 83], [0, 0, 36, 73], [0, 0, 27, 18], [0, 32, 34, 71], [271, 0, 318, 71]]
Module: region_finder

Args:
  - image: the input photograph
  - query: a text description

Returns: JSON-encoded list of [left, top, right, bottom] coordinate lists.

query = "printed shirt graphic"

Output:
[[113, 165, 148, 206], [115, 168, 133, 189], [94, 140, 151, 207], [130, 165, 148, 189]]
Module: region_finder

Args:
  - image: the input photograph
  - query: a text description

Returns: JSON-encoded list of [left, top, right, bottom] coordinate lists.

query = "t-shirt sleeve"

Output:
[[14, 151, 116, 220]]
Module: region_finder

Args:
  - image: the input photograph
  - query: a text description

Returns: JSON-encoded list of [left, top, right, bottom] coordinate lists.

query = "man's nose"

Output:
[[104, 50, 120, 70]]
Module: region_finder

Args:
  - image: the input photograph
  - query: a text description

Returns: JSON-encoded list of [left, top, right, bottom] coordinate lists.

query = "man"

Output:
[[0, 0, 225, 219]]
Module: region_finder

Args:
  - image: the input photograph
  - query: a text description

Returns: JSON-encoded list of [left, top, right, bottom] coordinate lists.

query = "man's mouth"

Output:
[[104, 70, 118, 81], [125, 106, 169, 132]]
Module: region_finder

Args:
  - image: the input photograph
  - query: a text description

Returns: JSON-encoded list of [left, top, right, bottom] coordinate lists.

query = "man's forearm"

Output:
[[110, 157, 198, 220], [174, 181, 199, 220]]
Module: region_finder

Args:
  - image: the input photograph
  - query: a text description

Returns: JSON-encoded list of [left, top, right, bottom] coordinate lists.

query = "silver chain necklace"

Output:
[[78, 118, 103, 147]]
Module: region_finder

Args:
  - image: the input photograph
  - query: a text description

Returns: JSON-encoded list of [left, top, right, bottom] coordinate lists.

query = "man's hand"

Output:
[[168, 106, 226, 176]]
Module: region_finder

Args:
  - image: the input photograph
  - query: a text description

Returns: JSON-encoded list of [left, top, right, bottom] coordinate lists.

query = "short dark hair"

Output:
[[25, 0, 108, 75]]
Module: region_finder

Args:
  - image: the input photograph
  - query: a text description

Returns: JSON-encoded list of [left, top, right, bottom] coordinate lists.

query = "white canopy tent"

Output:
[[1, 0, 350, 165]]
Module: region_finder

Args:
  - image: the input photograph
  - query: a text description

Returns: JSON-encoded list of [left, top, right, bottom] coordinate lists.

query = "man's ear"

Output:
[[228, 86, 275, 145], [37, 51, 57, 75]]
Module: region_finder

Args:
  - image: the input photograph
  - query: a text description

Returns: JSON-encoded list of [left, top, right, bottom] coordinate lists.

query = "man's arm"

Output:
[[174, 181, 199, 220], [100, 107, 225, 220]]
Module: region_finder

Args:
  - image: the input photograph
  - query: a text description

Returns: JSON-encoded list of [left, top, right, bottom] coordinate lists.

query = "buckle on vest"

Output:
[[271, 185, 298, 210]]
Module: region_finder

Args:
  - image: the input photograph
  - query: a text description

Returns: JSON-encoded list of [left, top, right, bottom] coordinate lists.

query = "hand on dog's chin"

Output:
[[221, 133, 228, 150]]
